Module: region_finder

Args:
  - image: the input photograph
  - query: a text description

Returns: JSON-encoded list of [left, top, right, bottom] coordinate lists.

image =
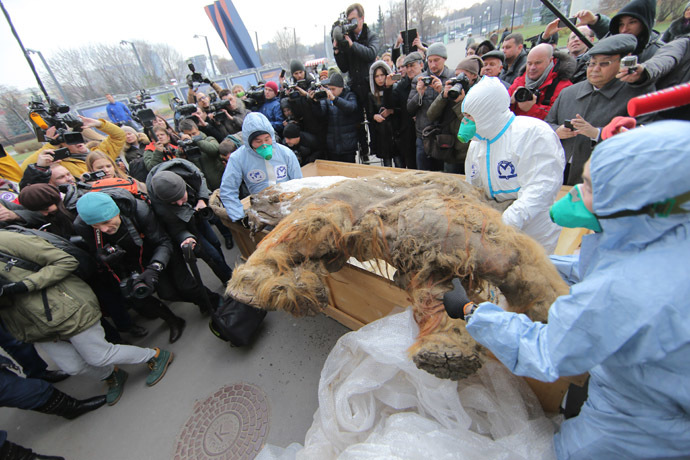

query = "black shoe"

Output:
[[225, 237, 234, 250], [36, 370, 70, 384], [168, 316, 186, 343], [0, 439, 64, 460], [34, 388, 107, 420], [125, 325, 149, 338]]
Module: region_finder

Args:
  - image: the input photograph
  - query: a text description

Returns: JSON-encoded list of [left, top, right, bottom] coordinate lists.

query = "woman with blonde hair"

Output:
[[84, 150, 147, 192]]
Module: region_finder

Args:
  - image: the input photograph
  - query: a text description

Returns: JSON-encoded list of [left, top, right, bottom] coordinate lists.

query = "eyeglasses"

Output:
[[587, 60, 617, 69]]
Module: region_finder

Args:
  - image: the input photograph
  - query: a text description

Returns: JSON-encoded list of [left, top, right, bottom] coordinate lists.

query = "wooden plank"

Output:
[[323, 305, 366, 330]]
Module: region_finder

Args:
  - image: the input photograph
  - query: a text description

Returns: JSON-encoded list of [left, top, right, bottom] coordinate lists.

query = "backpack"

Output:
[[87, 177, 150, 204], [209, 297, 267, 346], [422, 123, 456, 162], [1, 226, 96, 281]]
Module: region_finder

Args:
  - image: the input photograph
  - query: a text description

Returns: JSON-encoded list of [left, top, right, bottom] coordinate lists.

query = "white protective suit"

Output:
[[462, 76, 565, 253], [466, 120, 690, 459], [219, 112, 303, 221]]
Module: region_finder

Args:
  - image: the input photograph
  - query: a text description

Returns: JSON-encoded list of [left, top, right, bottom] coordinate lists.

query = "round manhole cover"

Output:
[[174, 383, 270, 460]]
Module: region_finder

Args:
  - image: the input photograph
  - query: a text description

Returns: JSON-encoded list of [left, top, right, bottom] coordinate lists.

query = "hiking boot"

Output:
[[146, 348, 173, 387], [104, 368, 128, 406]]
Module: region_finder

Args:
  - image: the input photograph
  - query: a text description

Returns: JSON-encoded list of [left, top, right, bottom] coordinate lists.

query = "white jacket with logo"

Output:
[[462, 77, 565, 253]]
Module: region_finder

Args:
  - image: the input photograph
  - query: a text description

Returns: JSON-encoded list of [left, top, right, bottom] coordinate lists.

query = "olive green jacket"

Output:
[[0, 232, 101, 343]]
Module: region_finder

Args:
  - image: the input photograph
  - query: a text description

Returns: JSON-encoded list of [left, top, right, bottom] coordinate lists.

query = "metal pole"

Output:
[[203, 36, 217, 76], [293, 28, 297, 58], [404, 0, 408, 54], [255, 31, 264, 65], [539, 0, 593, 48], [27, 49, 71, 105], [498, 0, 503, 30], [0, 0, 50, 100], [121, 40, 147, 79], [511, 0, 517, 31]]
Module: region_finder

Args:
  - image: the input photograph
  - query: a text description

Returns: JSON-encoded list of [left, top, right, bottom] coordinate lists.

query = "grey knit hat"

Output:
[[427, 42, 448, 59], [151, 171, 187, 203]]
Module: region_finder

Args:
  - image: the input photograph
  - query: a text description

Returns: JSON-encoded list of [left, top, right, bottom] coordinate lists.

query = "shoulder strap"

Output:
[[0, 250, 42, 272], [541, 77, 562, 106]]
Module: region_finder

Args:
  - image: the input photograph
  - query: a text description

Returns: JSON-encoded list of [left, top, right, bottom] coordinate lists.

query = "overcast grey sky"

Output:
[[0, 0, 463, 91]]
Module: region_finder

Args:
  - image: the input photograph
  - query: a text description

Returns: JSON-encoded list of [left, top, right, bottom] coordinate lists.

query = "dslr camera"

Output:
[[28, 97, 84, 145], [447, 73, 471, 100], [119, 271, 153, 299], [177, 138, 202, 161], [514, 87, 540, 103], [185, 61, 207, 88]]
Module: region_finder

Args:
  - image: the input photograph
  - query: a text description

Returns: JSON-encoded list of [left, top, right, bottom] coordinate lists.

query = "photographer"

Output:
[[312, 73, 361, 163], [85, 150, 147, 192], [189, 107, 226, 143], [151, 115, 180, 146], [508, 44, 574, 120], [21, 116, 126, 180], [281, 123, 324, 166], [217, 89, 246, 134], [406, 43, 453, 171], [147, 161, 232, 284], [368, 61, 400, 167], [143, 126, 179, 170], [258, 81, 284, 137], [332, 3, 380, 159], [427, 56, 483, 174], [285, 60, 325, 146], [177, 119, 223, 191], [105, 94, 140, 131], [390, 52, 425, 169]]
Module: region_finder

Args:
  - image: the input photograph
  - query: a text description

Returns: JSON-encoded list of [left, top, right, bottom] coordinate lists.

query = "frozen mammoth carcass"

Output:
[[226, 171, 568, 380]]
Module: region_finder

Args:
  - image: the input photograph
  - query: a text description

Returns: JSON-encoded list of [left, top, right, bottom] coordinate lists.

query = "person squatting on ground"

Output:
[[443, 120, 690, 460], [0, 231, 173, 407], [461, 76, 565, 254]]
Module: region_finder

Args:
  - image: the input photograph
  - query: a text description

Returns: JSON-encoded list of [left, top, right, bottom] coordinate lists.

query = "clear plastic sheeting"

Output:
[[257, 309, 560, 460]]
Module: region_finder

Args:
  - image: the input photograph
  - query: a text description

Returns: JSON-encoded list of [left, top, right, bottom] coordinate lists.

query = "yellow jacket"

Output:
[[0, 154, 23, 183], [20, 120, 126, 178]]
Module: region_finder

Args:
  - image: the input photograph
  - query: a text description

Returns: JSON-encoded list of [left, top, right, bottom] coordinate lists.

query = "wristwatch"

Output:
[[150, 262, 164, 272]]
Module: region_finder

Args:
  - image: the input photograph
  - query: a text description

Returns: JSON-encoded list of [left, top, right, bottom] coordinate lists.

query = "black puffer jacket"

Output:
[[314, 88, 361, 157], [73, 188, 173, 274], [591, 0, 664, 62]]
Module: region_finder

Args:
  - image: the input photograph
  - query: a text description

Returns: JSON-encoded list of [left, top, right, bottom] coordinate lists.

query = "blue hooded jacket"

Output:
[[219, 112, 302, 221], [466, 120, 690, 459]]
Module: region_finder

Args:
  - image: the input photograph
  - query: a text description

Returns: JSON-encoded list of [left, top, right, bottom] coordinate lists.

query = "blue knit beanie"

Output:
[[76, 192, 120, 225]]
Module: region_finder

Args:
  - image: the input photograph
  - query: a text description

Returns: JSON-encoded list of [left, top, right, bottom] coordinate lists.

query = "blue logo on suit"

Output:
[[497, 160, 517, 179]]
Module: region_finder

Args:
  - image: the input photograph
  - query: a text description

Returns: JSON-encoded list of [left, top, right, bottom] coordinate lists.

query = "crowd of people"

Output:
[[0, 0, 689, 457]]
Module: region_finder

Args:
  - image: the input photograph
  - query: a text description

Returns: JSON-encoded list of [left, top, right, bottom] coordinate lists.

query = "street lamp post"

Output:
[[25, 48, 71, 105], [120, 40, 146, 79], [486, 7, 491, 35], [194, 34, 217, 77]]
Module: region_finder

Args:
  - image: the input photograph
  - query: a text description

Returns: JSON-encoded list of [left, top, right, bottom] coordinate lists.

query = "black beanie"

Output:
[[283, 123, 301, 139], [290, 59, 305, 75], [248, 130, 270, 146]]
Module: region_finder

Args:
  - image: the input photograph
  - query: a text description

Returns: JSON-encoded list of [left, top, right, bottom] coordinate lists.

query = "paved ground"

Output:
[[0, 243, 350, 459]]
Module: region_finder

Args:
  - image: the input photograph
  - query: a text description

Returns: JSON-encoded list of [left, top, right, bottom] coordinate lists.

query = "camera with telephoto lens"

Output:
[[127, 89, 155, 128], [119, 272, 152, 299], [514, 87, 540, 103], [28, 97, 84, 145], [82, 170, 107, 182], [311, 81, 328, 100], [288, 80, 310, 99], [331, 12, 358, 48], [420, 76, 434, 86], [177, 138, 201, 161], [447, 73, 471, 100], [244, 84, 266, 110], [170, 97, 197, 118]]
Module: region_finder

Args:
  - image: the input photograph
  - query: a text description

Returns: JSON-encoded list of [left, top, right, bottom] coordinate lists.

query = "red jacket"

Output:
[[508, 62, 572, 120]]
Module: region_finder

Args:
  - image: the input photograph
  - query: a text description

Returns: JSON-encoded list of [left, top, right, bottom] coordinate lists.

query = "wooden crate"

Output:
[[226, 160, 587, 412]]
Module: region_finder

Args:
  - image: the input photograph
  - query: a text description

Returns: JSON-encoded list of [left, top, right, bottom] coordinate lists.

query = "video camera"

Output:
[[82, 170, 107, 182], [209, 99, 231, 120], [514, 87, 540, 103], [310, 81, 328, 100], [287, 80, 311, 99], [128, 89, 156, 128], [447, 73, 471, 100], [332, 12, 358, 43], [243, 84, 265, 110], [28, 97, 84, 145]]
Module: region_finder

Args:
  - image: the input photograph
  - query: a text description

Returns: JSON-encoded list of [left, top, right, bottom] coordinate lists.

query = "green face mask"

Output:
[[457, 118, 476, 143], [236, 91, 245, 98], [550, 185, 602, 232], [256, 143, 273, 160]]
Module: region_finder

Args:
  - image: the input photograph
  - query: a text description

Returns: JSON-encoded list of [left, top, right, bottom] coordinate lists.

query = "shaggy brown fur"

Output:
[[222, 171, 569, 380]]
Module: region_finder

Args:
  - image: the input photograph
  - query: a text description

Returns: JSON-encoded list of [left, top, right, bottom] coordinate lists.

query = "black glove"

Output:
[[202, 77, 211, 84], [0, 282, 28, 297], [139, 266, 161, 291], [443, 278, 477, 321]]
